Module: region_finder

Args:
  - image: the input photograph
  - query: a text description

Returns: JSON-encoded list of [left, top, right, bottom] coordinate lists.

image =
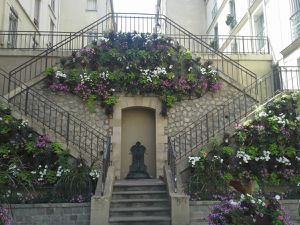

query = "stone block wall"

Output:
[[190, 200, 300, 225], [7, 203, 90, 225], [167, 81, 240, 136], [32, 81, 111, 137]]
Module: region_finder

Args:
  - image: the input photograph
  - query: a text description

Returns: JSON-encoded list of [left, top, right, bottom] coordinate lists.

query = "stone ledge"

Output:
[[4, 202, 90, 209]]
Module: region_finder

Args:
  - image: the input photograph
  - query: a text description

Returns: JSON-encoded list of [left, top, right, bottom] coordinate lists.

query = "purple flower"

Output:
[[49, 83, 70, 92], [35, 135, 51, 148], [211, 82, 222, 92], [0, 207, 12, 225]]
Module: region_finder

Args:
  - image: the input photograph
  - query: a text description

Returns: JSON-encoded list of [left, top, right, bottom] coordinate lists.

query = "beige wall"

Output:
[[0, 0, 60, 31], [121, 108, 156, 179], [164, 0, 207, 35], [59, 0, 113, 32]]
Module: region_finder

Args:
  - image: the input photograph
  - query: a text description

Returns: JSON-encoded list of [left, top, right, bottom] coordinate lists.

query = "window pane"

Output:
[[87, 0, 97, 10]]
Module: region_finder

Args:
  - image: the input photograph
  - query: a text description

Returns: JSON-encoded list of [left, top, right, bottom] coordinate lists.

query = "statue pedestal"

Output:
[[126, 142, 150, 179]]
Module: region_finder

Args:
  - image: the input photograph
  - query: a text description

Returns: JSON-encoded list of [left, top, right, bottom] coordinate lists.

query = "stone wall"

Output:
[[7, 203, 90, 225], [190, 200, 300, 225], [167, 81, 239, 136], [33, 81, 111, 137]]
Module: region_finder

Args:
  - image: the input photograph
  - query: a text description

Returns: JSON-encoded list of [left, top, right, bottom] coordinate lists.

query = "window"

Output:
[[211, 0, 218, 20], [8, 7, 18, 48], [254, 12, 265, 49], [87, 0, 97, 11], [228, 0, 237, 29], [34, 0, 41, 27], [50, 0, 55, 11], [290, 0, 300, 40]]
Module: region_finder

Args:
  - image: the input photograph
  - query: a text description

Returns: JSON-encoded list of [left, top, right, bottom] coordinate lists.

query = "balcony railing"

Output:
[[168, 34, 270, 54], [0, 31, 270, 55], [0, 31, 107, 50]]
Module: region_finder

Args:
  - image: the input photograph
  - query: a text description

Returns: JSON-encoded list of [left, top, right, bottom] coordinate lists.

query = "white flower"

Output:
[[169, 65, 173, 69], [55, 71, 67, 78], [275, 195, 280, 200], [236, 151, 251, 163], [229, 200, 239, 206], [258, 111, 268, 118], [276, 156, 291, 166], [188, 156, 200, 167]]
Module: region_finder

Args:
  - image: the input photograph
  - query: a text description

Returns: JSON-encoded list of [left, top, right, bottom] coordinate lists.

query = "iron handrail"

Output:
[[161, 15, 257, 79], [0, 70, 110, 163], [8, 13, 256, 85], [0, 30, 269, 54], [169, 66, 299, 160]]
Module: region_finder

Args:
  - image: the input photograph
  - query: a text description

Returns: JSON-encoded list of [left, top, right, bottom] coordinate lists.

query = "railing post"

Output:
[[7, 72, 12, 98], [81, 32, 84, 48], [206, 114, 209, 142], [66, 112, 70, 145], [242, 36, 245, 54], [24, 88, 29, 115]]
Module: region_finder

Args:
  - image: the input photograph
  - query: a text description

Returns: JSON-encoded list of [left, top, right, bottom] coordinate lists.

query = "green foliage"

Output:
[[46, 31, 221, 116], [222, 146, 234, 156], [0, 106, 97, 204], [188, 92, 300, 200], [87, 94, 97, 112], [104, 96, 118, 106], [51, 142, 63, 155], [44, 67, 55, 78], [25, 141, 35, 154], [46, 170, 58, 184]]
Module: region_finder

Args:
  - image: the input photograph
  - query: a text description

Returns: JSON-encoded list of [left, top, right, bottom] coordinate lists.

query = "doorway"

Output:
[[121, 107, 156, 179]]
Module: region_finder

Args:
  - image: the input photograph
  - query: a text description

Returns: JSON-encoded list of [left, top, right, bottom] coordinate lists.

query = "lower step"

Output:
[[109, 216, 171, 225], [110, 206, 170, 217]]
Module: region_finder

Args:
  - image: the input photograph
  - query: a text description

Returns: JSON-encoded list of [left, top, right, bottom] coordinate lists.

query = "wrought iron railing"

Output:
[[168, 34, 270, 54], [4, 13, 270, 192], [0, 31, 107, 50], [7, 13, 257, 91], [168, 66, 300, 161], [0, 69, 110, 167], [0, 30, 269, 55]]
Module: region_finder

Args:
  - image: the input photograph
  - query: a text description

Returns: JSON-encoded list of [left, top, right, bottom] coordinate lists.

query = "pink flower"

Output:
[[277, 215, 284, 221]]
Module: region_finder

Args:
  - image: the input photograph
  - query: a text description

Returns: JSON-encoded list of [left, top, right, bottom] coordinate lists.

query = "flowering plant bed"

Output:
[[45, 31, 222, 116], [0, 207, 11, 225], [187, 92, 300, 199], [208, 194, 291, 225], [0, 106, 99, 204]]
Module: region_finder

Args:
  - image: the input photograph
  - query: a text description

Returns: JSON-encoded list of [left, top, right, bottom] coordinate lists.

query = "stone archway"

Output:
[[110, 96, 168, 179]]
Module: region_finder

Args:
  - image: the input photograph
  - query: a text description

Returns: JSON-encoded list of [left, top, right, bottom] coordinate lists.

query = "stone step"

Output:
[[112, 190, 168, 199], [111, 198, 169, 208], [109, 216, 171, 225], [113, 179, 166, 192], [110, 206, 170, 217]]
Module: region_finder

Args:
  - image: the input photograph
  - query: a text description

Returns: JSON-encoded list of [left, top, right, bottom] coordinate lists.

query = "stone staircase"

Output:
[[109, 179, 171, 225]]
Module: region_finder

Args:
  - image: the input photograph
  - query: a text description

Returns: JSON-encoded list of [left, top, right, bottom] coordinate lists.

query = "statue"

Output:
[[126, 142, 150, 179]]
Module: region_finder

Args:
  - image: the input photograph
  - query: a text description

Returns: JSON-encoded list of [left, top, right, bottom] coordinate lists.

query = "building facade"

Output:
[[59, 0, 114, 32], [160, 0, 300, 67]]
